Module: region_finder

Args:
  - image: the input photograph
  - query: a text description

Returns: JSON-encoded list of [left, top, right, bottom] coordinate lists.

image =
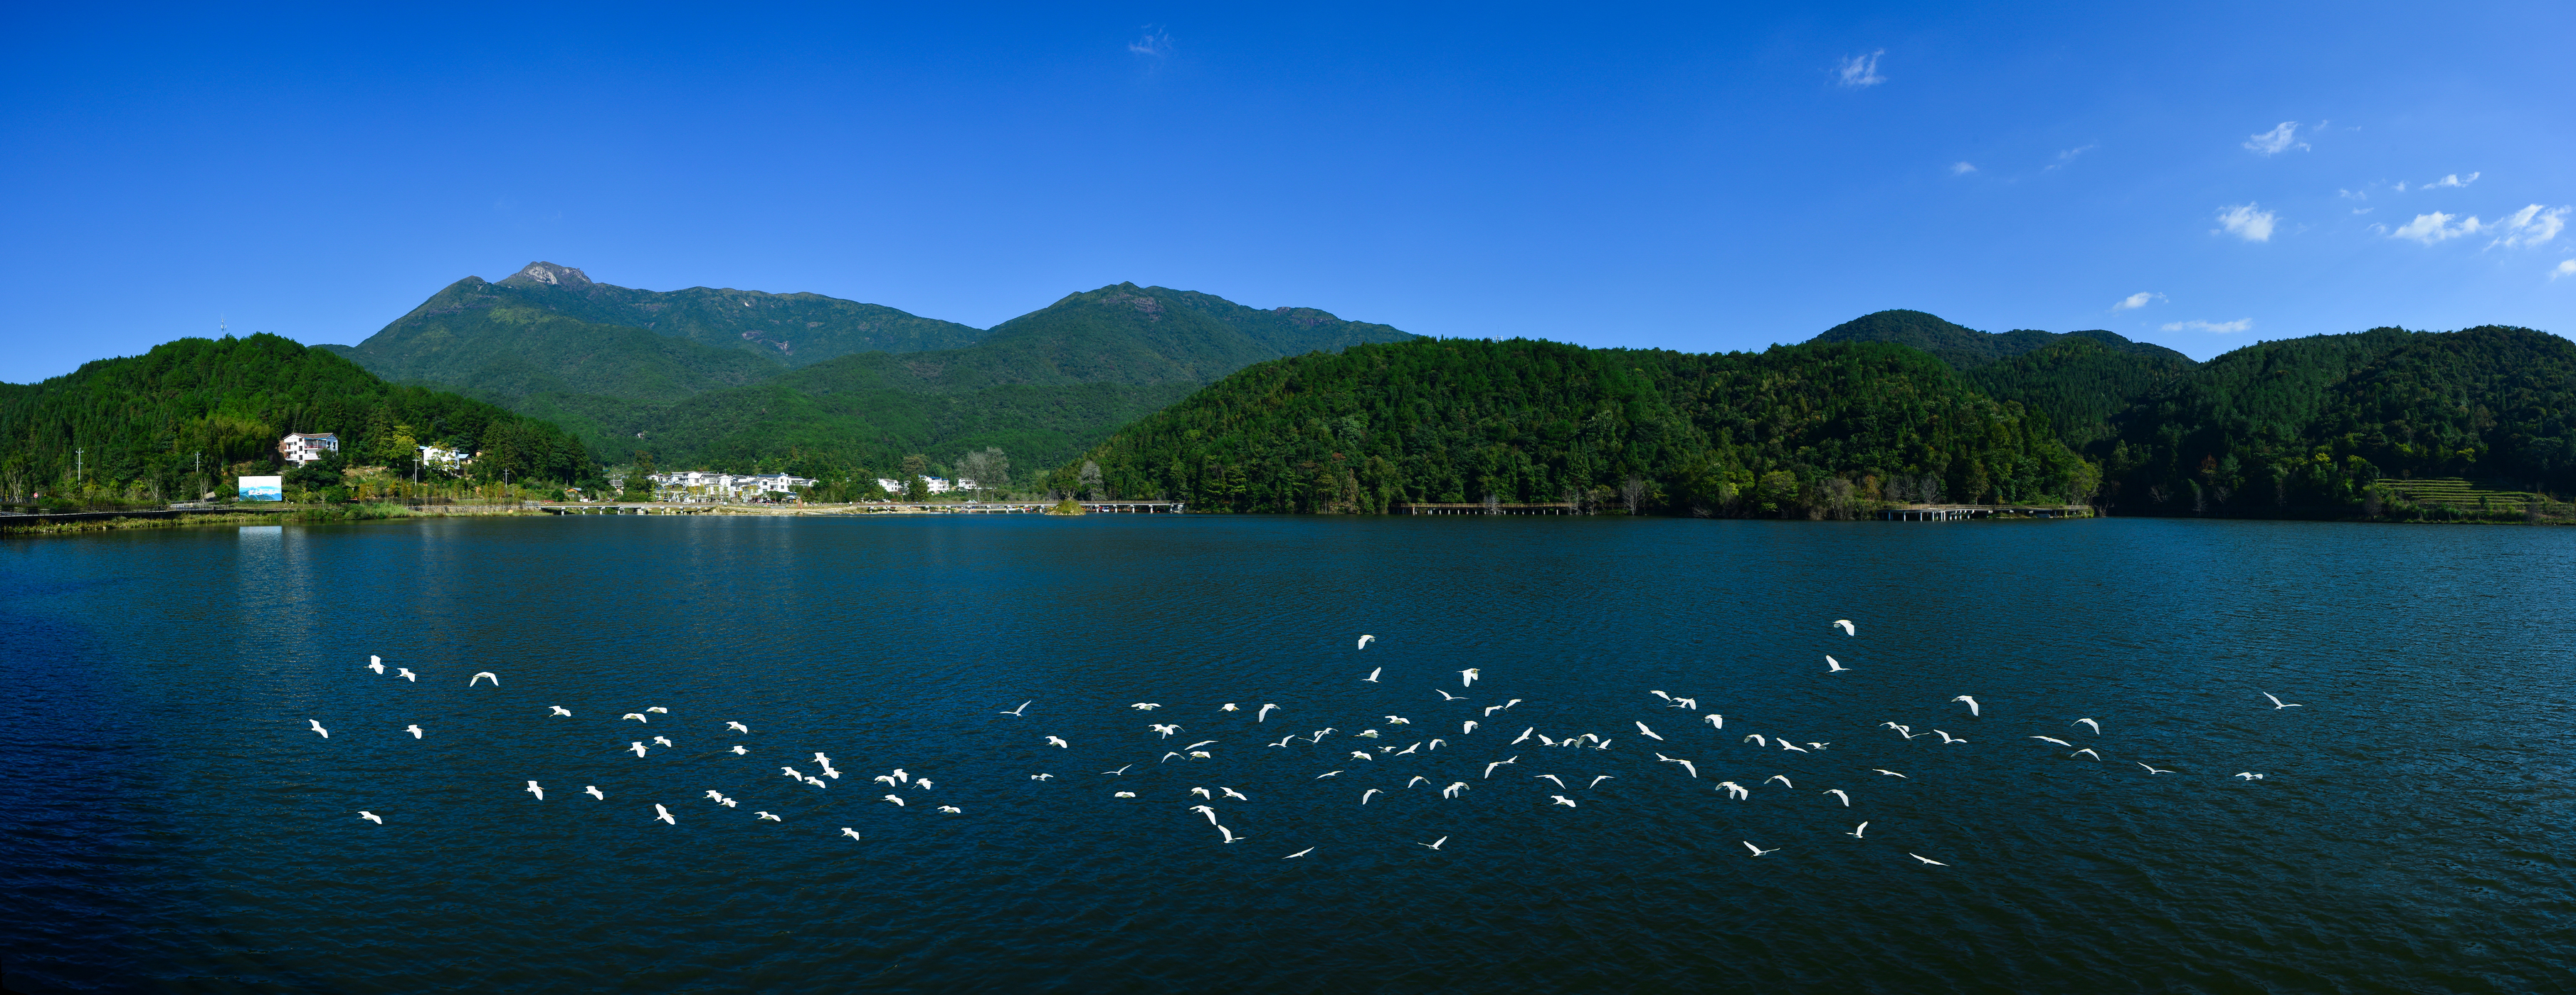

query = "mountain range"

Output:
[[324, 263, 1416, 475]]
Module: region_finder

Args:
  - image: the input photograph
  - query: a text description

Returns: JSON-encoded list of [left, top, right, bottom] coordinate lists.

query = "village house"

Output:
[[278, 432, 339, 465]]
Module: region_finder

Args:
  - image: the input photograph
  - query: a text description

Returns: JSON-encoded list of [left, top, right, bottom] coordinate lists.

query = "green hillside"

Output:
[[2099, 325, 2576, 512], [1963, 336, 2198, 449], [1050, 338, 2094, 515], [0, 334, 594, 504], [1810, 310, 2194, 370]]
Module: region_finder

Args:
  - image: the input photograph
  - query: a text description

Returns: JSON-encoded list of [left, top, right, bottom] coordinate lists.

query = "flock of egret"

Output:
[[311, 633, 2306, 864]]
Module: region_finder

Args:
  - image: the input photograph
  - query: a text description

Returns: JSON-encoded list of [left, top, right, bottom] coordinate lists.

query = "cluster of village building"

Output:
[[278, 433, 469, 471]]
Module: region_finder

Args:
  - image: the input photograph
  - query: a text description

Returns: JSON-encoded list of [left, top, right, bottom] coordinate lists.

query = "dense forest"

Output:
[[2093, 325, 2576, 513], [1046, 338, 2096, 515], [0, 334, 596, 505]]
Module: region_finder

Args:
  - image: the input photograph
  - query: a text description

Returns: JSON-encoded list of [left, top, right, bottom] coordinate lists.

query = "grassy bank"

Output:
[[0, 503, 539, 537]]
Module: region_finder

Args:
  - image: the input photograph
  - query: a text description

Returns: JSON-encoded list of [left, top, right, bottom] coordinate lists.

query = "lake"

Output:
[[3, 515, 2569, 993]]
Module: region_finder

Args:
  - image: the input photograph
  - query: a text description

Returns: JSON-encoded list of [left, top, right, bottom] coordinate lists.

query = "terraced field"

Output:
[[2383, 478, 2543, 510]]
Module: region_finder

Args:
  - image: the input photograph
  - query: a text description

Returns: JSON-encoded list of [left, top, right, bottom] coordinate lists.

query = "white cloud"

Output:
[[2112, 292, 2165, 311], [2337, 188, 2367, 201], [2244, 122, 2308, 156], [2162, 318, 2254, 334], [2555, 259, 2576, 280], [2042, 144, 2096, 172], [2215, 203, 2277, 242], [2390, 211, 2486, 244], [1127, 28, 1171, 56], [2491, 204, 2567, 248], [1949, 162, 1977, 176], [2352, 208, 2373, 215], [2422, 172, 2480, 189], [1835, 50, 1886, 88]]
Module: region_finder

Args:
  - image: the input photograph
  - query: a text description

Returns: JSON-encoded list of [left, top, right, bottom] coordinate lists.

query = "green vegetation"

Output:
[[1050, 338, 2095, 516], [1963, 336, 2199, 450], [0, 334, 596, 507]]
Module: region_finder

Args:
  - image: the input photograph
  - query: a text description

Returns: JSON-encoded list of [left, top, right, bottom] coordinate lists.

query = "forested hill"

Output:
[[0, 334, 593, 500], [2098, 325, 2576, 511], [1049, 338, 2094, 515], [1810, 310, 2194, 369]]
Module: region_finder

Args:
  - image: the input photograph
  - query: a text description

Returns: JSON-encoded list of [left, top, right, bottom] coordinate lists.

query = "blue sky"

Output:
[[4, 3, 2570, 382]]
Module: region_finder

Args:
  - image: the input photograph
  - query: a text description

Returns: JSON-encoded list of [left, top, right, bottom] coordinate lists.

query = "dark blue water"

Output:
[[4, 516, 2570, 993]]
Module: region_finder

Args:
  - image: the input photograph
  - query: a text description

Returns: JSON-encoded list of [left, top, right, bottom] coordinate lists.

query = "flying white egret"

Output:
[[1151, 724, 1181, 737], [1420, 837, 1448, 851], [730, 745, 747, 755], [397, 668, 416, 682], [1395, 742, 1420, 755], [1257, 704, 1278, 722], [1217, 825, 1242, 843], [1766, 774, 1794, 788], [804, 777, 827, 789], [1362, 667, 1381, 683], [359, 811, 382, 823], [1826, 656, 1847, 673], [309, 720, 329, 739], [2072, 718, 2099, 735], [892, 769, 908, 784], [1218, 787, 1247, 801], [1872, 769, 1907, 778], [654, 804, 675, 825], [706, 790, 724, 801], [1650, 690, 1673, 702], [653, 736, 673, 748], [1103, 764, 1134, 776], [939, 806, 962, 813], [1718, 781, 1748, 800], [1884, 722, 1917, 739], [1162, 752, 1184, 763], [1191, 786, 1213, 798], [1285, 847, 1314, 858], [1357, 634, 1375, 649], [1131, 702, 1161, 710], [1441, 781, 1467, 799], [725, 721, 748, 733], [1316, 771, 1343, 779], [2139, 764, 2175, 774], [1780, 741, 1809, 754], [883, 794, 905, 806], [1933, 730, 1967, 744], [585, 786, 605, 800], [1483, 705, 1503, 717], [623, 713, 648, 723], [2263, 693, 2303, 710], [1408, 776, 1429, 788], [1551, 796, 1578, 807], [782, 766, 802, 779], [1636, 722, 1664, 741], [1909, 853, 1946, 866], [2072, 749, 2102, 761], [1952, 695, 1980, 717], [2032, 736, 2072, 747], [1536, 774, 1565, 788], [549, 706, 572, 717], [1437, 690, 1462, 701], [470, 672, 499, 688], [841, 828, 863, 840], [1030, 774, 1054, 781], [1045, 736, 1069, 748], [1188, 751, 1211, 759], [1220, 703, 1239, 712], [1427, 739, 1446, 751], [1706, 714, 1724, 729], [2234, 772, 2266, 780], [1589, 775, 1614, 788], [1001, 700, 1032, 716], [367, 656, 384, 674], [1743, 734, 1766, 747], [645, 707, 665, 714], [1463, 720, 1479, 735], [1674, 759, 1698, 778], [629, 742, 648, 757], [1822, 789, 1849, 806], [1848, 821, 1869, 838], [1484, 756, 1519, 778], [1743, 841, 1778, 857], [1833, 619, 1855, 636], [1189, 804, 1218, 825], [526, 781, 544, 800], [1511, 727, 1534, 744], [757, 811, 781, 821], [1360, 788, 1382, 804], [406, 725, 423, 739], [1672, 697, 1698, 710], [918, 780, 935, 790], [1350, 751, 1373, 761]]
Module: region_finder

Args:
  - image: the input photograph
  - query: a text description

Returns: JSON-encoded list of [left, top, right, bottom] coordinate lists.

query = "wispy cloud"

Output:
[[2391, 211, 2486, 244], [2112, 292, 2165, 311], [2215, 203, 2277, 242], [2042, 144, 2097, 172], [2554, 259, 2576, 281], [2163, 318, 2254, 334], [2244, 122, 2308, 156], [2491, 204, 2566, 248], [1835, 50, 1886, 88], [1948, 162, 1977, 176], [1127, 27, 1172, 57], [2338, 188, 2367, 201], [2422, 172, 2479, 189]]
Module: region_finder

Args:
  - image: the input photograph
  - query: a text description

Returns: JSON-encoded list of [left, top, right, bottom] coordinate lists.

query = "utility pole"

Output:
[[75, 448, 84, 489]]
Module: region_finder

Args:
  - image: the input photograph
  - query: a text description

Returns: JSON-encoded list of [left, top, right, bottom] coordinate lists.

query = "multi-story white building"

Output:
[[278, 433, 338, 465], [647, 470, 815, 502], [418, 445, 472, 471]]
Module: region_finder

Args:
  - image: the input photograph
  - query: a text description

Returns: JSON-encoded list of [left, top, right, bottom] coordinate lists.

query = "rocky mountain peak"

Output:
[[502, 261, 593, 288]]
